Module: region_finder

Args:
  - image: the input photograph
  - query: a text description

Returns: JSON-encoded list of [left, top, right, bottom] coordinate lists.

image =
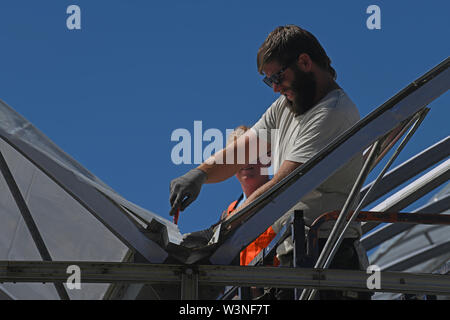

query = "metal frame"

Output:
[[0, 151, 69, 300], [227, 100, 448, 300], [359, 136, 450, 208], [332, 111, 427, 247], [301, 211, 450, 300], [361, 193, 450, 250], [362, 158, 450, 234], [1, 261, 450, 297], [381, 241, 450, 271], [0, 287, 14, 300], [299, 111, 424, 300], [218, 207, 450, 300], [181, 267, 199, 300]]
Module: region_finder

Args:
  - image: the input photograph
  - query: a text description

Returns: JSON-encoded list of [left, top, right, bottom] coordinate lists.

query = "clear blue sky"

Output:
[[0, 0, 448, 234]]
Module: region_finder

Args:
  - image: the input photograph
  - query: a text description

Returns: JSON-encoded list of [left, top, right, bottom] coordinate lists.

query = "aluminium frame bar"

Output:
[[359, 136, 450, 208], [361, 193, 450, 250], [299, 140, 381, 300], [380, 241, 450, 272], [362, 158, 450, 234], [0, 288, 14, 300], [325, 110, 427, 268], [0, 151, 70, 300], [219, 136, 448, 297], [305, 110, 428, 300], [249, 191, 450, 270], [181, 267, 199, 300], [1, 261, 450, 297]]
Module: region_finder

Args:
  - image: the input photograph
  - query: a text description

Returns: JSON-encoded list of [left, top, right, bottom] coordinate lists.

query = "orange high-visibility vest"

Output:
[[226, 197, 277, 266]]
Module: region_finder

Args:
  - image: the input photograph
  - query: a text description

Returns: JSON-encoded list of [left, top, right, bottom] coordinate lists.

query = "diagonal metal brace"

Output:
[[0, 151, 70, 300]]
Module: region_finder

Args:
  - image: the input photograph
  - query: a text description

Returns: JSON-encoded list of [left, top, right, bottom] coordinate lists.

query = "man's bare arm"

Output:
[[198, 129, 270, 183], [170, 129, 270, 215]]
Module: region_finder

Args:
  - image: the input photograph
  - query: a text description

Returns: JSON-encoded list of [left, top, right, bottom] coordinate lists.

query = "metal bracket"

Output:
[[181, 267, 198, 300]]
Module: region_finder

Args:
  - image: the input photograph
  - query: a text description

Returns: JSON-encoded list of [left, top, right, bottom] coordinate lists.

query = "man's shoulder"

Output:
[[261, 95, 291, 125], [317, 89, 356, 110], [308, 89, 360, 122]]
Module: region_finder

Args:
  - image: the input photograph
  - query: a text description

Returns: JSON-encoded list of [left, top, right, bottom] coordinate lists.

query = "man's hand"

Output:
[[169, 168, 208, 216]]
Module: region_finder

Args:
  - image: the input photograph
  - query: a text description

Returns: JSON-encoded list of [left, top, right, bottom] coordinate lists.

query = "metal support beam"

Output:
[[0, 287, 14, 300], [380, 241, 450, 271], [361, 193, 450, 250], [1, 261, 450, 296], [362, 158, 450, 234], [359, 136, 450, 208], [324, 112, 426, 272], [0, 151, 69, 300], [292, 210, 306, 300], [300, 141, 381, 300], [305, 110, 425, 297], [316, 141, 379, 264], [181, 267, 198, 300]]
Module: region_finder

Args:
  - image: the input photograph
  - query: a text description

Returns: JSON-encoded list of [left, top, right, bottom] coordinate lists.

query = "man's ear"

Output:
[[296, 53, 313, 72]]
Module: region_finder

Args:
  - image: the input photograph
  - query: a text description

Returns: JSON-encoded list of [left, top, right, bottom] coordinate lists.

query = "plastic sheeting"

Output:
[[0, 137, 127, 299], [0, 99, 181, 299]]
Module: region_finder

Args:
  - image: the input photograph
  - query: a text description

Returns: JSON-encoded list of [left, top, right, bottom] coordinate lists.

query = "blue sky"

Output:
[[0, 0, 448, 235]]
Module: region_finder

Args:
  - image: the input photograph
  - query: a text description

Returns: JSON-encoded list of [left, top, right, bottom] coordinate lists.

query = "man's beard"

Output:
[[284, 65, 317, 116]]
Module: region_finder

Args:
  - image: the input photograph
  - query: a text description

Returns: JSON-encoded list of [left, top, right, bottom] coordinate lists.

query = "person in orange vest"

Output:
[[220, 125, 277, 267]]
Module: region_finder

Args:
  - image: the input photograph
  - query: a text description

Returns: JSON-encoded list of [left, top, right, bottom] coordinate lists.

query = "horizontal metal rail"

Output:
[[311, 211, 450, 228], [308, 210, 450, 252], [380, 241, 450, 271], [362, 158, 450, 234], [1, 261, 450, 296], [250, 199, 450, 268], [361, 193, 450, 250]]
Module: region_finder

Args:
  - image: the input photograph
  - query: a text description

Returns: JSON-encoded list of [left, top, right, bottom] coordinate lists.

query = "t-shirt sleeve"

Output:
[[286, 104, 354, 164], [251, 96, 283, 143]]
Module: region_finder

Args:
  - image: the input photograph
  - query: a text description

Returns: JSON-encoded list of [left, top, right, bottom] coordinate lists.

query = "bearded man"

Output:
[[169, 25, 370, 299]]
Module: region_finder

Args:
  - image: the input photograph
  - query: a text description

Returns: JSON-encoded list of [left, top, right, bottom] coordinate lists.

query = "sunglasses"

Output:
[[262, 66, 288, 88]]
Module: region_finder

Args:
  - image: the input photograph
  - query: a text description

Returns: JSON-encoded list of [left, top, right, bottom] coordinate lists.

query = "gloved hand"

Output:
[[169, 168, 207, 216], [181, 227, 215, 248]]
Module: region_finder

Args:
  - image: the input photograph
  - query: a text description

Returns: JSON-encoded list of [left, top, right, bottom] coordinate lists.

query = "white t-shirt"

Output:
[[251, 89, 363, 245]]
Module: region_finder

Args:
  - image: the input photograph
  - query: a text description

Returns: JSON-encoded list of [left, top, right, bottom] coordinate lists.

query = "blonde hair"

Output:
[[226, 125, 250, 146]]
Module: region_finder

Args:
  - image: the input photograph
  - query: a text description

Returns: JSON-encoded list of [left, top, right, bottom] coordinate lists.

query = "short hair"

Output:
[[257, 25, 337, 79], [226, 125, 250, 146]]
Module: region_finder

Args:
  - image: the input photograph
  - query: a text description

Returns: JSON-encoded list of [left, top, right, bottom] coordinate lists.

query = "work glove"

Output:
[[169, 168, 207, 216], [181, 226, 215, 248]]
